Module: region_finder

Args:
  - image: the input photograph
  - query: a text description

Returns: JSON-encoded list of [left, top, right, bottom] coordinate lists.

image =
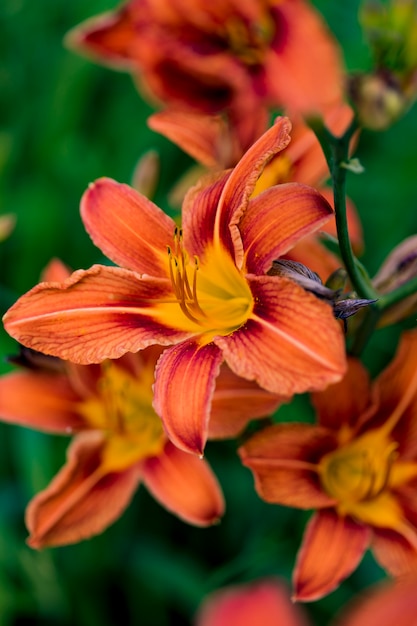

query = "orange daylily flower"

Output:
[[194, 574, 417, 626], [0, 344, 227, 548], [239, 328, 417, 601], [3, 119, 346, 456], [67, 0, 346, 150]]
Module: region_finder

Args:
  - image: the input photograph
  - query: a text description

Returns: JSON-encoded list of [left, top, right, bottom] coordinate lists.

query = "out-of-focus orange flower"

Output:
[[194, 574, 417, 626], [337, 573, 417, 626], [0, 346, 225, 548], [3, 119, 346, 456], [195, 578, 308, 626], [67, 0, 347, 150], [239, 328, 417, 601]]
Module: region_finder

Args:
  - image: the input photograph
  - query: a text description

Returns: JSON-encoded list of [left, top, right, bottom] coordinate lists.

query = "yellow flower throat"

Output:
[[319, 429, 399, 526], [78, 362, 165, 472], [165, 227, 253, 342], [319, 371, 417, 530]]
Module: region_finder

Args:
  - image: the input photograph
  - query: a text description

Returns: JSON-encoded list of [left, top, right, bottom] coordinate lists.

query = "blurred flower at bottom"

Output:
[[193, 574, 417, 626]]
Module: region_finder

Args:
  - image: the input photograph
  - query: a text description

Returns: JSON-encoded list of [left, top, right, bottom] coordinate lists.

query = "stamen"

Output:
[[165, 229, 253, 337], [167, 230, 206, 324]]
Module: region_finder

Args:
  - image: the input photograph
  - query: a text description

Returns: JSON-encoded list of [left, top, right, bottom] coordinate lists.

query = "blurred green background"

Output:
[[0, 0, 417, 624]]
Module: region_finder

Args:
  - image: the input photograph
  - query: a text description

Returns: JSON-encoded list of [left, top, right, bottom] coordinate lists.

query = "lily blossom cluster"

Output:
[[0, 261, 287, 548], [3, 1, 417, 621]]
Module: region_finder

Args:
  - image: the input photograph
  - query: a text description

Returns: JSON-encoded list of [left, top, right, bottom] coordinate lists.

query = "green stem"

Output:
[[310, 116, 417, 356], [311, 116, 377, 302]]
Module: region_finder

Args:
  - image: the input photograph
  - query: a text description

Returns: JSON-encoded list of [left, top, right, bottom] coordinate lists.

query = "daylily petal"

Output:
[[26, 432, 142, 549], [372, 329, 417, 457], [239, 423, 336, 509], [65, 6, 138, 70], [139, 34, 253, 111], [338, 575, 417, 626], [373, 234, 417, 290], [209, 364, 286, 439], [148, 110, 234, 169], [266, 0, 345, 116], [3, 265, 188, 363], [41, 258, 71, 282], [311, 357, 373, 434], [293, 510, 370, 602], [153, 341, 223, 455], [81, 177, 174, 277], [217, 276, 346, 396], [0, 370, 85, 434], [241, 183, 333, 274], [142, 441, 224, 526], [196, 578, 309, 626], [372, 527, 417, 576], [182, 169, 234, 259], [215, 117, 292, 268]]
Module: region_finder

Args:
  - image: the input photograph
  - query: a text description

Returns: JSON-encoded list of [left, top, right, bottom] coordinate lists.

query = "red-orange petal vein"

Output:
[[216, 276, 346, 396], [3, 265, 189, 363], [81, 177, 174, 277], [153, 341, 224, 455], [142, 441, 224, 526]]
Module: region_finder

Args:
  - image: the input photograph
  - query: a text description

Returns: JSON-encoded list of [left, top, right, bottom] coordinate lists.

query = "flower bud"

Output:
[[373, 234, 417, 325], [348, 72, 407, 130]]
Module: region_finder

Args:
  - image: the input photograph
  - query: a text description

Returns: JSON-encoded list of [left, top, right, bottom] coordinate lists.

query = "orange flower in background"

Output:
[[67, 0, 347, 150], [195, 578, 308, 626], [3, 119, 346, 456], [0, 345, 226, 548], [239, 328, 417, 601], [194, 574, 417, 626]]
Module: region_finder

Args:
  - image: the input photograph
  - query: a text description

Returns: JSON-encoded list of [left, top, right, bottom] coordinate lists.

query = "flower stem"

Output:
[[310, 116, 378, 302]]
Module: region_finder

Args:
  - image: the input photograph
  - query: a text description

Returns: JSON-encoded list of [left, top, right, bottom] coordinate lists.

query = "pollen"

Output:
[[167, 227, 206, 324]]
